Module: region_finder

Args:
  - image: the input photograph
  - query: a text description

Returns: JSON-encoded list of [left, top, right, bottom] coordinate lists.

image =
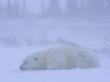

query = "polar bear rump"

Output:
[[20, 46, 99, 71]]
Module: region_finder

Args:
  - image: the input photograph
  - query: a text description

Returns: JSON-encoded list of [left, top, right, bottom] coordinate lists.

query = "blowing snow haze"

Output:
[[0, 0, 110, 17], [0, 0, 110, 82]]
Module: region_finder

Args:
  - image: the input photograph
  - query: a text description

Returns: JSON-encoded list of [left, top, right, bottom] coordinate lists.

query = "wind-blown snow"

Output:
[[0, 0, 110, 81], [0, 16, 110, 82], [0, 17, 110, 48]]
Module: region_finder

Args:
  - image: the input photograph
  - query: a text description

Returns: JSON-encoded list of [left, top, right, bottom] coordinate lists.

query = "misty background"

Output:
[[0, 0, 110, 18], [0, 0, 110, 48]]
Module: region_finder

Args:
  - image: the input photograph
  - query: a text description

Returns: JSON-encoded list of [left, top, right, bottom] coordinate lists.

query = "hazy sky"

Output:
[[0, 0, 67, 14], [0, 0, 109, 14]]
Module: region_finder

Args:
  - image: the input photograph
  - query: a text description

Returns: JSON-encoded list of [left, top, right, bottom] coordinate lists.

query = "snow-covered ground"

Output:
[[0, 17, 110, 82], [0, 47, 110, 82]]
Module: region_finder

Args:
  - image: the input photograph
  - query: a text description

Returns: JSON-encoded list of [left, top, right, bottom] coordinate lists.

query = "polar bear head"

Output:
[[20, 55, 46, 71]]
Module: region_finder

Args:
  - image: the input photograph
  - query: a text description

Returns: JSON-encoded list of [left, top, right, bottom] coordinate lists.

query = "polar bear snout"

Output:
[[19, 64, 26, 71]]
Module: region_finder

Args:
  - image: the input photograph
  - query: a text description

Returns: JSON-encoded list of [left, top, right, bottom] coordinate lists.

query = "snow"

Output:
[[0, 47, 110, 82], [0, 17, 110, 48], [0, 17, 110, 82]]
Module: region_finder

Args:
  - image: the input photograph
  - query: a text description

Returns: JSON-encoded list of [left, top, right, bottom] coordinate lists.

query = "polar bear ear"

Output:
[[34, 57, 37, 61]]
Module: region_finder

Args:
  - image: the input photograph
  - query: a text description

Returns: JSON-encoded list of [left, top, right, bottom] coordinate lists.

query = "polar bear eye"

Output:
[[34, 57, 37, 61]]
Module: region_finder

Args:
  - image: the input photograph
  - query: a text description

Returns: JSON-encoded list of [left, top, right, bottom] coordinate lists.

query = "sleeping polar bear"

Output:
[[20, 46, 99, 71]]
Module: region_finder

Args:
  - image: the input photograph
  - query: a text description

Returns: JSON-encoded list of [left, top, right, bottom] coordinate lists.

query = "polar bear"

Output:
[[20, 46, 99, 71]]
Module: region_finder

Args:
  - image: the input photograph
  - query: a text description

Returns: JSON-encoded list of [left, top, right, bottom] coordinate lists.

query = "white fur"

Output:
[[20, 46, 99, 70]]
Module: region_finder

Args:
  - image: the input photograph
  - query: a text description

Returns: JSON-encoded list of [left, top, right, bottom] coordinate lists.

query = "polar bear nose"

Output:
[[19, 66, 25, 71]]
